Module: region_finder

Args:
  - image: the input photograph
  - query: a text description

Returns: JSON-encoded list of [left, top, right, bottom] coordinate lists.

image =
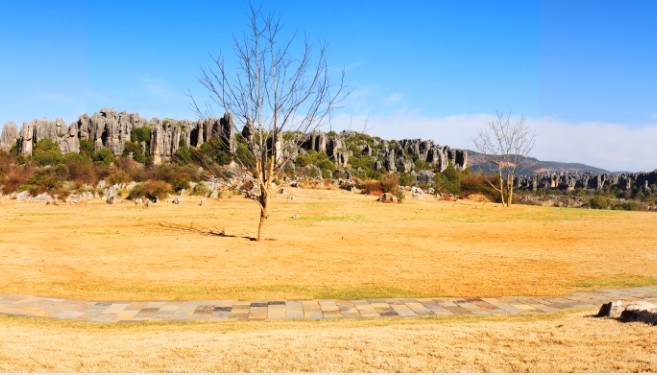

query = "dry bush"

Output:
[[461, 173, 499, 202], [114, 157, 145, 182], [466, 194, 491, 203], [64, 159, 97, 185], [360, 180, 382, 196], [127, 180, 173, 201], [380, 174, 400, 193], [1, 165, 34, 193]]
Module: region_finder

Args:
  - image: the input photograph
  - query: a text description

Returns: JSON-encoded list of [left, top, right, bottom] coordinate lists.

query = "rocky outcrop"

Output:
[[2, 110, 468, 175], [399, 139, 467, 172], [0, 122, 19, 151], [599, 300, 657, 325], [302, 131, 349, 167], [16, 117, 80, 155], [515, 170, 657, 193], [5, 109, 240, 165]]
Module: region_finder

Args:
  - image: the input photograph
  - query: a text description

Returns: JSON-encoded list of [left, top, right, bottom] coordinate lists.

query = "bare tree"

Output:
[[472, 111, 535, 207], [193, 4, 344, 241]]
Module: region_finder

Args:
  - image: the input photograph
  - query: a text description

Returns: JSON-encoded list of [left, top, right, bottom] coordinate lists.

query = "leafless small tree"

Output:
[[472, 111, 535, 207], [193, 4, 344, 241]]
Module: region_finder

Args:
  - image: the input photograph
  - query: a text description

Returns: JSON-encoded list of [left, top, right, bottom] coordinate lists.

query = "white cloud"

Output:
[[650, 113, 657, 120], [325, 113, 657, 172]]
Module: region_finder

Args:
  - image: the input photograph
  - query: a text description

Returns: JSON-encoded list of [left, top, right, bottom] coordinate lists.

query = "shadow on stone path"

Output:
[[1, 286, 656, 323]]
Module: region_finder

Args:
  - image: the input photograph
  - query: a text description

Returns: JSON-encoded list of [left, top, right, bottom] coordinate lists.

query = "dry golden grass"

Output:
[[1, 188, 657, 300], [1, 309, 656, 372]]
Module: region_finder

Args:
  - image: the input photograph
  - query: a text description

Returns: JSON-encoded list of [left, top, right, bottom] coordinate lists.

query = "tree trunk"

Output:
[[507, 174, 514, 207], [255, 155, 276, 241], [256, 191, 269, 241], [499, 171, 506, 207]]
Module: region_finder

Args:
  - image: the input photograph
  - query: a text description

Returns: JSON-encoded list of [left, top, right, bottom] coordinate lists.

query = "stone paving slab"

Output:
[[0, 285, 655, 323]]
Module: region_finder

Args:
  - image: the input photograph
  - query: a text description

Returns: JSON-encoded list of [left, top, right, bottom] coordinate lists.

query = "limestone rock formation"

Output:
[[0, 122, 19, 151], [515, 170, 657, 194], [3, 110, 469, 175]]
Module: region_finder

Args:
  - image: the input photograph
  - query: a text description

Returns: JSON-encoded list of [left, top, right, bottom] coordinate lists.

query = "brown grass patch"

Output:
[[0, 189, 656, 300], [0, 310, 656, 372]]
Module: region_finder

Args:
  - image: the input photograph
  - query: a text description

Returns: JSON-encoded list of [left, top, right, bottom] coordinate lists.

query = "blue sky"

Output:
[[1, 0, 656, 171]]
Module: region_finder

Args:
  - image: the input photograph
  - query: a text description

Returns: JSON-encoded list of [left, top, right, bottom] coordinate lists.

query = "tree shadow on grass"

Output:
[[158, 223, 257, 241]]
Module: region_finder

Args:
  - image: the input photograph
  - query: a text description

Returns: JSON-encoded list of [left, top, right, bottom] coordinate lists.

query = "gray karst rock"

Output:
[[6, 110, 471, 178], [597, 300, 624, 318], [220, 112, 237, 154], [326, 137, 349, 167], [241, 119, 254, 145], [618, 301, 657, 325], [384, 151, 396, 172], [362, 144, 372, 156], [397, 139, 468, 172], [18, 120, 35, 155], [0, 122, 19, 151], [150, 118, 179, 164], [515, 170, 657, 194]]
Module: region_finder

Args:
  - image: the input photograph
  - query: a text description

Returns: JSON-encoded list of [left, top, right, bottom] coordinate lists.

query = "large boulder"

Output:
[[377, 192, 398, 203], [619, 301, 657, 325], [597, 300, 624, 318]]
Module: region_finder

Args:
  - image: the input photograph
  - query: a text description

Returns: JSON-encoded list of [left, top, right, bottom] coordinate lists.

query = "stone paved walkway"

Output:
[[1, 286, 656, 323]]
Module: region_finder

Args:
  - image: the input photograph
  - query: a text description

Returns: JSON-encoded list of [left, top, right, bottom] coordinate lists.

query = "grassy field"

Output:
[[1, 188, 656, 301], [1, 309, 656, 372], [2, 189, 657, 372]]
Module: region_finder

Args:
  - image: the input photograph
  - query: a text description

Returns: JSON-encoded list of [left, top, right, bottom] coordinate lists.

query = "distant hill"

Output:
[[467, 151, 609, 176]]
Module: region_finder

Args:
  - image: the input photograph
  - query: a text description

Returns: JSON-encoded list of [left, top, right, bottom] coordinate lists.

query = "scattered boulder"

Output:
[[14, 191, 31, 202], [34, 193, 54, 203], [597, 300, 624, 318], [106, 195, 121, 204], [619, 301, 657, 325], [377, 192, 398, 203]]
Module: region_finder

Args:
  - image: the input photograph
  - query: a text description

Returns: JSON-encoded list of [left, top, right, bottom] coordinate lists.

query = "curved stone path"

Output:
[[1, 286, 656, 323]]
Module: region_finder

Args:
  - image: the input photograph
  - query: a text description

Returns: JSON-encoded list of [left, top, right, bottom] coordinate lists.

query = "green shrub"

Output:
[[26, 166, 66, 194], [434, 163, 470, 196], [79, 139, 95, 157], [199, 136, 232, 165], [589, 195, 609, 209], [460, 173, 499, 202], [174, 139, 192, 164], [123, 141, 148, 163], [191, 182, 211, 197], [93, 147, 115, 166], [128, 180, 172, 201], [130, 126, 152, 144], [155, 164, 194, 192], [33, 139, 63, 166], [414, 159, 429, 170]]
